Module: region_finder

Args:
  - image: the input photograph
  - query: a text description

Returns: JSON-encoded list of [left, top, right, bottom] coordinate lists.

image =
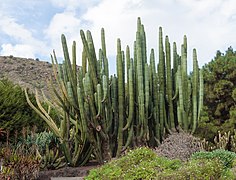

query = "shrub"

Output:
[[221, 169, 236, 180], [14, 129, 66, 170], [86, 147, 236, 179], [191, 149, 236, 169], [155, 132, 203, 161], [159, 158, 224, 180], [17, 130, 66, 170], [17, 130, 58, 154], [0, 146, 40, 179], [86, 147, 182, 180], [0, 79, 47, 141]]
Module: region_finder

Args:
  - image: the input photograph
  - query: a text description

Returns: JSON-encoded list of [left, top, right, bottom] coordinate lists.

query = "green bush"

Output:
[[159, 158, 224, 180], [221, 169, 236, 180], [0, 79, 47, 141], [191, 149, 236, 169], [85, 147, 182, 180], [86, 147, 236, 180]]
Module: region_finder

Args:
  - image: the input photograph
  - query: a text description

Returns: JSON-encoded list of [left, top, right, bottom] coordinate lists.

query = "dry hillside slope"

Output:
[[0, 55, 54, 96]]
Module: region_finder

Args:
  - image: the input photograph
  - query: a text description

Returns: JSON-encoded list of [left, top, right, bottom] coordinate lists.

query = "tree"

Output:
[[0, 79, 47, 141], [196, 47, 236, 141]]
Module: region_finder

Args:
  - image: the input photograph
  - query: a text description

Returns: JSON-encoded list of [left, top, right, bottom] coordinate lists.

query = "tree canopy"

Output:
[[196, 47, 236, 141], [0, 79, 47, 141]]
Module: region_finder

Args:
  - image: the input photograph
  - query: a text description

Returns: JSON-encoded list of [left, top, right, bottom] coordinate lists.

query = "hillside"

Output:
[[0, 55, 54, 96]]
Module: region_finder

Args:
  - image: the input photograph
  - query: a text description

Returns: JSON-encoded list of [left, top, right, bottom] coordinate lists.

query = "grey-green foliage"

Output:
[[23, 131, 58, 153], [40, 143, 66, 170], [18, 130, 65, 170], [191, 149, 236, 169], [34, 132, 66, 170]]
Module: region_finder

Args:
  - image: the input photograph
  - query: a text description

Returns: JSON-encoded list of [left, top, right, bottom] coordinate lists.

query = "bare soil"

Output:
[[37, 162, 100, 180]]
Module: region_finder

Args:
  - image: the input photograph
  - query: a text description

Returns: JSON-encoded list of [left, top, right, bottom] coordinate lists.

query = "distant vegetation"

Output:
[[196, 47, 236, 142]]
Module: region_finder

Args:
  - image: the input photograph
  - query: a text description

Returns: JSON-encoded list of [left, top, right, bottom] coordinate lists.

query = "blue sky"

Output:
[[1, 0, 236, 74]]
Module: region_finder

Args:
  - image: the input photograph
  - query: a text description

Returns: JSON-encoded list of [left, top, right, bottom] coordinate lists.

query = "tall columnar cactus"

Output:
[[155, 28, 203, 134], [165, 36, 175, 129], [149, 48, 160, 144], [136, 19, 145, 144], [158, 27, 166, 139], [192, 49, 199, 133], [174, 41, 203, 134], [116, 38, 125, 157], [26, 17, 203, 165], [180, 36, 189, 130], [25, 36, 92, 167]]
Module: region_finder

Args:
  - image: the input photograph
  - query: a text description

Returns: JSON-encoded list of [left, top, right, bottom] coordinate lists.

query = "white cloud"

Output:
[[44, 0, 101, 63], [45, 12, 81, 40], [44, 12, 83, 62], [0, 0, 236, 71], [1, 44, 35, 58], [49, 0, 99, 12], [0, 15, 48, 58], [220, 0, 236, 19], [81, 0, 236, 70], [82, 0, 144, 57], [0, 16, 36, 44]]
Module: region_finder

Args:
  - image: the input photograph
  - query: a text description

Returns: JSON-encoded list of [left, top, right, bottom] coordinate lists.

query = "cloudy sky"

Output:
[[0, 0, 236, 73]]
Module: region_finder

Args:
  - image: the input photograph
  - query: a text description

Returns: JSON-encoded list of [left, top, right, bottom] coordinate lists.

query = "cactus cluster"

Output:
[[25, 17, 203, 164], [202, 130, 236, 152]]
